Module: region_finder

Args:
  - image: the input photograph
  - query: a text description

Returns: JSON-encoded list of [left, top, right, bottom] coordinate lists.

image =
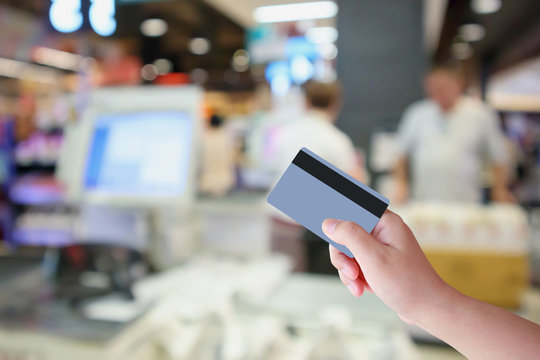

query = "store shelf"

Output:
[[9, 175, 65, 206], [11, 228, 73, 247]]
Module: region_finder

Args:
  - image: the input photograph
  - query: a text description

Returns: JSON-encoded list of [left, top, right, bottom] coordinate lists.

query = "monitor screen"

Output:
[[84, 111, 193, 198]]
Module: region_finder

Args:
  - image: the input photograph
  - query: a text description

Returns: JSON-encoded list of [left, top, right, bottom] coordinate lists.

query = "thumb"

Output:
[[322, 219, 385, 260]]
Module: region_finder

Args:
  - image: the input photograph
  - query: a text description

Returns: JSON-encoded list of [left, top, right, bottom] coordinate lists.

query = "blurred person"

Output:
[[271, 80, 365, 272], [323, 211, 540, 359], [394, 63, 514, 204], [199, 114, 236, 196], [274, 80, 364, 180]]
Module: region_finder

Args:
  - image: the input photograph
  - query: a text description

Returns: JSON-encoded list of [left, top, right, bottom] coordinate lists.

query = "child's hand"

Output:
[[324, 210, 540, 359], [323, 210, 451, 324]]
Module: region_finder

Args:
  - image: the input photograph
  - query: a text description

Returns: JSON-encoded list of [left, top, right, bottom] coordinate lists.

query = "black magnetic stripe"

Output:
[[292, 150, 387, 218]]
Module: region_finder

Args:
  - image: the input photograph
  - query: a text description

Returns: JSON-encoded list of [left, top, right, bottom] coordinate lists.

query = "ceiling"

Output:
[[435, 0, 540, 74], [0, 0, 250, 90], [204, 0, 336, 28], [2, 0, 539, 89]]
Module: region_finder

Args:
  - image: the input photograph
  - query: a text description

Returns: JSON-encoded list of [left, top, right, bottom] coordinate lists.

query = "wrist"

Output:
[[409, 281, 463, 329]]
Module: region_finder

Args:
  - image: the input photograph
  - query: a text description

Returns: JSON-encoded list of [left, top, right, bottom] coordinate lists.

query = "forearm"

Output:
[[415, 285, 540, 359], [491, 164, 516, 202], [492, 164, 508, 191], [394, 156, 409, 186]]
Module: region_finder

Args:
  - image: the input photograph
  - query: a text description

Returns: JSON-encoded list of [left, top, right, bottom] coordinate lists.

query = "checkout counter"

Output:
[[5, 194, 537, 360], [0, 196, 419, 360]]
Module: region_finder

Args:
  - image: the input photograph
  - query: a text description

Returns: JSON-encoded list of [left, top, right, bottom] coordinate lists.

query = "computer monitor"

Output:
[[57, 85, 202, 208]]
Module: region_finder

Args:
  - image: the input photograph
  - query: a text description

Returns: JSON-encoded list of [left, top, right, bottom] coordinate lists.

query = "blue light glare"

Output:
[[89, 0, 117, 36], [290, 55, 314, 84], [265, 61, 292, 96], [265, 61, 289, 83], [49, 0, 83, 33], [271, 74, 291, 97]]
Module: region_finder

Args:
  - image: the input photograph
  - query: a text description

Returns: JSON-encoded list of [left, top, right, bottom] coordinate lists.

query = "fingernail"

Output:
[[323, 219, 339, 234], [347, 284, 357, 295]]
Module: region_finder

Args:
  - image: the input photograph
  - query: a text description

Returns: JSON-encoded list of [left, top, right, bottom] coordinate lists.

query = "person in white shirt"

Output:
[[271, 80, 364, 272], [274, 80, 364, 181], [394, 64, 514, 203], [199, 114, 236, 196]]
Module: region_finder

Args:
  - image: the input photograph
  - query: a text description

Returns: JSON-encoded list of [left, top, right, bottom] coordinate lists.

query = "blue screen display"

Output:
[[84, 111, 192, 196]]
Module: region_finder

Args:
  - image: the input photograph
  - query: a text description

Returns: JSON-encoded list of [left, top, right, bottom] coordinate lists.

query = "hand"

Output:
[[324, 211, 540, 359], [323, 210, 452, 324]]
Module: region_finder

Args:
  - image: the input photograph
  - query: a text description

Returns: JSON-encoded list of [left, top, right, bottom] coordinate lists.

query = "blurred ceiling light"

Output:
[[254, 1, 338, 23], [0, 58, 26, 78], [459, 23, 486, 42], [306, 26, 338, 44], [190, 68, 208, 84], [318, 43, 338, 60], [153, 58, 173, 74], [0, 57, 57, 84], [271, 74, 291, 97], [49, 0, 83, 33], [232, 49, 250, 72], [89, 0, 116, 36], [141, 64, 158, 81], [452, 42, 473, 60], [290, 55, 314, 83], [189, 37, 211, 55], [33, 47, 84, 71], [140, 18, 168, 37], [471, 0, 501, 14]]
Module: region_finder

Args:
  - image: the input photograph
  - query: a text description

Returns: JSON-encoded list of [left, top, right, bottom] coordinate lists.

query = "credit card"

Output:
[[267, 147, 389, 258]]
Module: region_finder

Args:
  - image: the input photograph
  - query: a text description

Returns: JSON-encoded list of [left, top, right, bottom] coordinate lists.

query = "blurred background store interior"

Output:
[[0, 0, 539, 359]]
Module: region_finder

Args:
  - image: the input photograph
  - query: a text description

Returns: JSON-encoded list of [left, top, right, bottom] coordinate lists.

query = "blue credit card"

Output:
[[267, 147, 389, 258]]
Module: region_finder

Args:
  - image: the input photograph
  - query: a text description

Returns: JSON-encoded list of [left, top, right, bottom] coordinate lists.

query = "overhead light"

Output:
[[0, 57, 57, 84], [189, 38, 211, 55], [0, 58, 26, 78], [459, 23, 486, 42], [254, 1, 338, 23], [271, 74, 291, 96], [49, 0, 83, 33], [290, 55, 314, 83], [153, 58, 172, 74], [140, 18, 168, 37], [33, 47, 84, 71], [232, 49, 250, 72], [306, 26, 338, 44], [89, 0, 116, 36], [471, 0, 501, 14], [318, 43, 338, 60], [141, 64, 158, 81], [452, 42, 473, 60]]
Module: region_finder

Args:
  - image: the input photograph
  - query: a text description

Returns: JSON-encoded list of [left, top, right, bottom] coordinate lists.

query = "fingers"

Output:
[[373, 210, 418, 250], [330, 245, 370, 297], [329, 244, 360, 279], [322, 219, 385, 261], [338, 269, 364, 297]]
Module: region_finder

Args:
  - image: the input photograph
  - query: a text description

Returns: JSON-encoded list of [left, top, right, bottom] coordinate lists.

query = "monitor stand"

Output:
[[145, 207, 199, 271]]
